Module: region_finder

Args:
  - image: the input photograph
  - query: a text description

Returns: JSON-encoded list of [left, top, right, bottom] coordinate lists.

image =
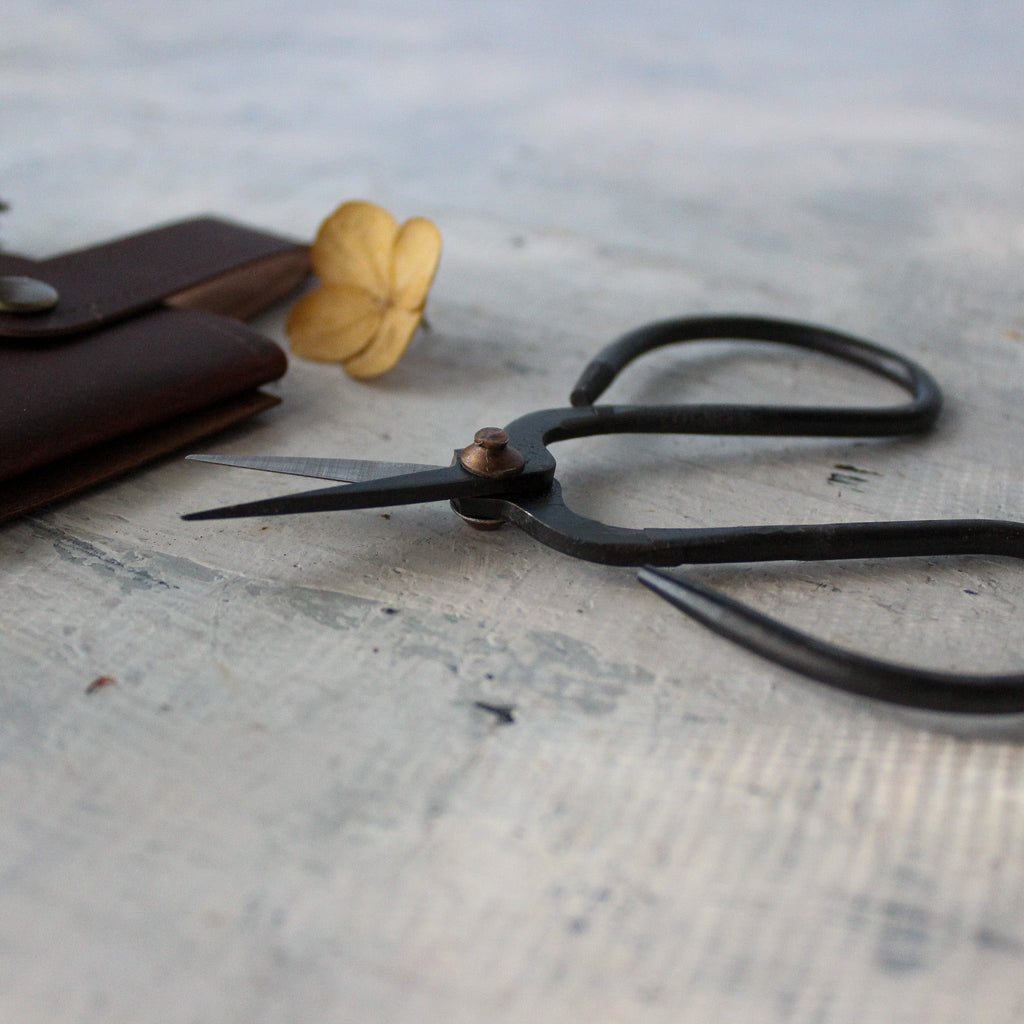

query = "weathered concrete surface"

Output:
[[3, 3, 1024, 1021]]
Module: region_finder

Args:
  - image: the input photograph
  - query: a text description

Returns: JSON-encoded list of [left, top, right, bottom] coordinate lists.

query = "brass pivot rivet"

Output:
[[475, 427, 510, 449], [459, 426, 526, 479], [0, 275, 60, 313]]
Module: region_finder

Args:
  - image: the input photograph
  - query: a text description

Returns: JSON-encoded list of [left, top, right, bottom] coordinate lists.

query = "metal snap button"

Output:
[[0, 275, 59, 313]]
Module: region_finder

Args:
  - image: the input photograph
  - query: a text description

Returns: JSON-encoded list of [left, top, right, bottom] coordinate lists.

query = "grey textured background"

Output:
[[3, 2, 1024, 1021]]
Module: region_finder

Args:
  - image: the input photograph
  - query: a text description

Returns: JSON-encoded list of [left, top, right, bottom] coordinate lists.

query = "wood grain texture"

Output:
[[3, 2, 1024, 1021]]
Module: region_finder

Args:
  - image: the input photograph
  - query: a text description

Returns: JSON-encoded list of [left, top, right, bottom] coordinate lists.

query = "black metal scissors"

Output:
[[184, 315, 1024, 714]]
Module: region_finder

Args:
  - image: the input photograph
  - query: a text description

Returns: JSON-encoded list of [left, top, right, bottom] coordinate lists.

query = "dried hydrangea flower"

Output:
[[286, 200, 442, 379]]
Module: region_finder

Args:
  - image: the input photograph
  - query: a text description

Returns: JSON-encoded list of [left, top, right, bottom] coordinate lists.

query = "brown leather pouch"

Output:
[[0, 217, 309, 520]]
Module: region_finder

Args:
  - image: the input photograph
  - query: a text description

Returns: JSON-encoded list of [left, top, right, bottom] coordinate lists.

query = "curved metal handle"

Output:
[[483, 482, 1024, 566], [564, 314, 942, 439], [459, 485, 1024, 710], [639, 566, 1024, 715]]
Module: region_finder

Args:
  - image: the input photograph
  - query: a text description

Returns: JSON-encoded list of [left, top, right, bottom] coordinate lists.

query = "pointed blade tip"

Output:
[[181, 509, 230, 521]]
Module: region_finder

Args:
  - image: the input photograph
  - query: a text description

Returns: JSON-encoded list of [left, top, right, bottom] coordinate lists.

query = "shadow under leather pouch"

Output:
[[0, 217, 309, 520]]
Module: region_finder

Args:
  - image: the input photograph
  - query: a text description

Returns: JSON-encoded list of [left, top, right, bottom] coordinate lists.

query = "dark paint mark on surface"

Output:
[[975, 927, 1024, 957], [876, 899, 932, 973], [44, 528, 179, 593], [474, 701, 516, 724]]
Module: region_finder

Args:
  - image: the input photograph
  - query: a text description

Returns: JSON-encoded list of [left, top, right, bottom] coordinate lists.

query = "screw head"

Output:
[[473, 427, 510, 450], [459, 426, 525, 479]]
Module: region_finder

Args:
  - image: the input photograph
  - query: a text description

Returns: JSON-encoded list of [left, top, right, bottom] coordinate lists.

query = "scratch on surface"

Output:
[[828, 463, 882, 491], [35, 524, 179, 593]]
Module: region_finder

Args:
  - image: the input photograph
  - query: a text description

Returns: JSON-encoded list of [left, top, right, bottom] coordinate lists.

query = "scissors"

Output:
[[183, 315, 1024, 715]]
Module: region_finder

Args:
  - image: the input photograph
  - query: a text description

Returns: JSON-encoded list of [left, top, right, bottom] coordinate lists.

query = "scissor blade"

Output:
[[185, 453, 443, 483], [182, 464, 498, 521]]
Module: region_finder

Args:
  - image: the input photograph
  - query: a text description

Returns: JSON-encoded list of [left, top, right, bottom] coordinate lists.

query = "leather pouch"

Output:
[[0, 217, 309, 520]]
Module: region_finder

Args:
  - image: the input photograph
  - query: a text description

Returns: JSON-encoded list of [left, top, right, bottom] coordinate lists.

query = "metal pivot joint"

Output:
[[458, 427, 526, 479], [455, 427, 526, 530]]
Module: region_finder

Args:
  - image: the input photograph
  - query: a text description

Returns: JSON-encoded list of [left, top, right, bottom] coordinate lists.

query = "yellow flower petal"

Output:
[[342, 306, 423, 380], [287, 200, 442, 378], [285, 285, 384, 363], [311, 200, 397, 294], [391, 217, 442, 311]]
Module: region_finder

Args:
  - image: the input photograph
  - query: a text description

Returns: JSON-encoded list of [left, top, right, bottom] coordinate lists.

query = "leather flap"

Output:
[[0, 217, 309, 338]]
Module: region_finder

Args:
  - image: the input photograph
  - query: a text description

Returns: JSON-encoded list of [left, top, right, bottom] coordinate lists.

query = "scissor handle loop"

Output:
[[640, 562, 1024, 716], [497, 317, 1024, 712], [568, 314, 942, 438]]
